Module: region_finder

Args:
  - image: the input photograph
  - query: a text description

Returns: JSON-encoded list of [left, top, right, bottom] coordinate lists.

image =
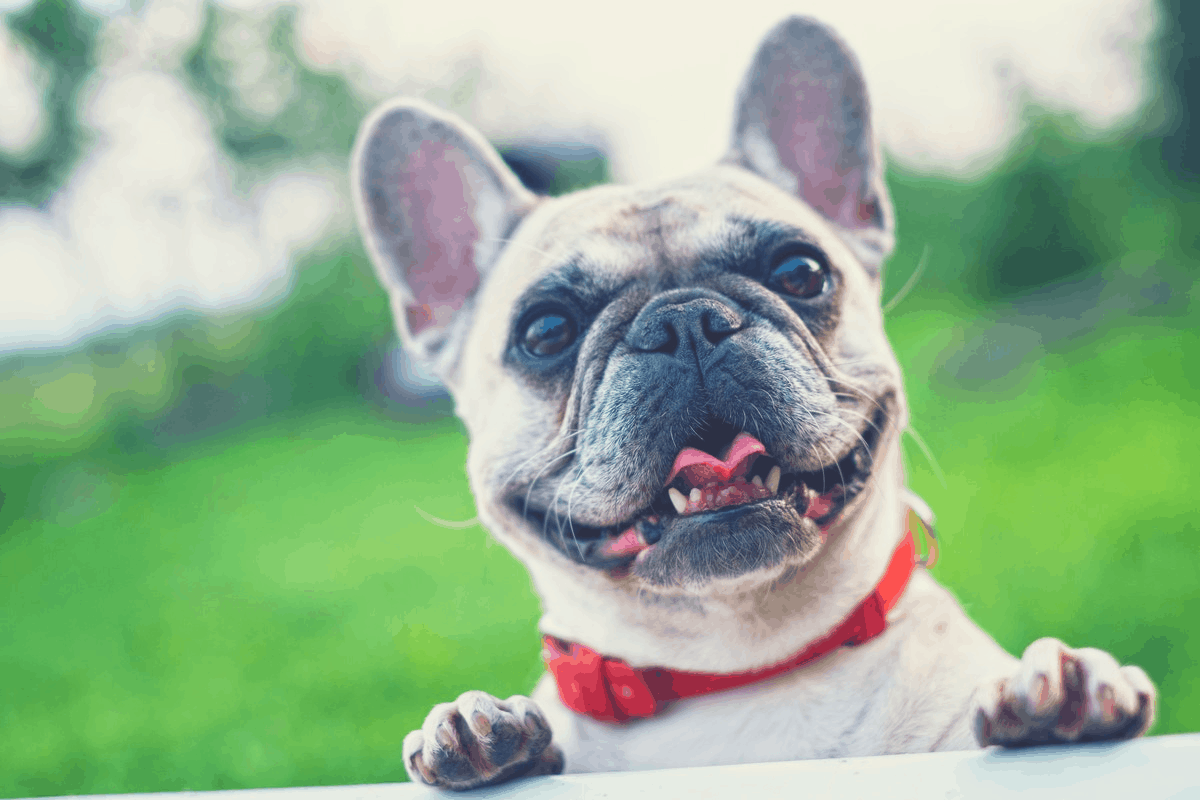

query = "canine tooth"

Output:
[[669, 487, 687, 514], [752, 475, 764, 489], [689, 487, 702, 505], [766, 466, 781, 494]]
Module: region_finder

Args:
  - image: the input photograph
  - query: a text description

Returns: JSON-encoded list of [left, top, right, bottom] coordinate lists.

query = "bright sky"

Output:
[[290, 0, 1157, 179], [0, 0, 1160, 349]]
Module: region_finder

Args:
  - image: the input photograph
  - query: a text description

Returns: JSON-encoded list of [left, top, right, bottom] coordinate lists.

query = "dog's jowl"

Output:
[[352, 16, 1157, 791]]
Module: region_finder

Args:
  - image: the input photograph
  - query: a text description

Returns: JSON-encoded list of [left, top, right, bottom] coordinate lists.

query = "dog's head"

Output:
[[353, 17, 906, 598]]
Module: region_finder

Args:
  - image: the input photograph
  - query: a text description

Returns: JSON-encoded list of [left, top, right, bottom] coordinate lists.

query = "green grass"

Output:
[[0, 408, 543, 796], [2, 304, 1197, 798], [3, 121, 1199, 796], [890, 314, 1200, 739]]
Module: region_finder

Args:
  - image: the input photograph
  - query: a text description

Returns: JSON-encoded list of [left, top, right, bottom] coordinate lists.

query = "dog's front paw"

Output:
[[403, 691, 564, 791], [973, 637, 1156, 747]]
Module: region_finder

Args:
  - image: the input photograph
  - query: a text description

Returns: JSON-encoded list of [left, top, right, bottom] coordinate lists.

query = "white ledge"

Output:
[[49, 734, 1200, 800]]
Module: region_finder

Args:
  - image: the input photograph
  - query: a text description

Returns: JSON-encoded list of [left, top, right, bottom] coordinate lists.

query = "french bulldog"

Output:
[[350, 16, 1157, 791]]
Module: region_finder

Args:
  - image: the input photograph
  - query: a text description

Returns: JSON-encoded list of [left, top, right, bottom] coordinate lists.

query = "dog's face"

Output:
[[353, 17, 906, 596]]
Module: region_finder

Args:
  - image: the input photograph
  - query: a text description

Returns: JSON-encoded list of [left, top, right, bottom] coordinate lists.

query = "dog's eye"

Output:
[[522, 312, 576, 357], [768, 253, 828, 299]]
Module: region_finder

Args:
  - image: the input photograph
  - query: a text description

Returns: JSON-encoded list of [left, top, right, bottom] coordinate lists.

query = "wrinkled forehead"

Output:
[[485, 167, 863, 306]]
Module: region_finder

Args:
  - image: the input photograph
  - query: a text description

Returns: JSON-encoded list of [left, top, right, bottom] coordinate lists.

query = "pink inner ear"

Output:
[[396, 141, 481, 334], [767, 72, 869, 230]]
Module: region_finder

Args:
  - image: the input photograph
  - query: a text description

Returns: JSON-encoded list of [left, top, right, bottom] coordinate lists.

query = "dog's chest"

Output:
[[532, 574, 1012, 772], [534, 647, 894, 771]]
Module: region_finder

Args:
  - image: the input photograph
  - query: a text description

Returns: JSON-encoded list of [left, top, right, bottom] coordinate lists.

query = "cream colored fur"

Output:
[[351, 17, 1157, 792]]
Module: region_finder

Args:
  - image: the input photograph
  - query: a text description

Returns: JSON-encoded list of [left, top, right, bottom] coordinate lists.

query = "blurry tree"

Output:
[[953, 0, 1200, 299], [1157, 0, 1200, 184], [0, 0, 619, 459], [182, 3, 367, 170], [0, 0, 100, 205], [963, 114, 1130, 299]]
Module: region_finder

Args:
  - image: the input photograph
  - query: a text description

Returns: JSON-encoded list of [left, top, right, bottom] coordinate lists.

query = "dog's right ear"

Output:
[[352, 99, 536, 380]]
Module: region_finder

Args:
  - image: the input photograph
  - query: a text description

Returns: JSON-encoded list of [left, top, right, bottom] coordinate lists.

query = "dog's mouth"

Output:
[[517, 405, 888, 573]]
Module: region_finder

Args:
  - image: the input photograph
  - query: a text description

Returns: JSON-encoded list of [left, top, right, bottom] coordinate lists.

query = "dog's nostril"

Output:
[[701, 309, 740, 345], [633, 322, 678, 354], [657, 324, 680, 354]]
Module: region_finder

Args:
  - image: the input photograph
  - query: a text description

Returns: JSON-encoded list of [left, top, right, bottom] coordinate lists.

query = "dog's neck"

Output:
[[517, 443, 908, 673]]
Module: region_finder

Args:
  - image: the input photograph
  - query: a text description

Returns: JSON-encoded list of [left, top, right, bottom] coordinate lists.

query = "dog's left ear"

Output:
[[727, 17, 894, 272]]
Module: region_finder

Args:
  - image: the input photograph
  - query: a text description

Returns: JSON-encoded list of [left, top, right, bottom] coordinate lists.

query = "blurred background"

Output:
[[1, 0, 1197, 795]]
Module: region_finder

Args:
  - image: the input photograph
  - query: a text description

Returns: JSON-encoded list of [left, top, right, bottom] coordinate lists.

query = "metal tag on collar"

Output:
[[902, 487, 939, 567]]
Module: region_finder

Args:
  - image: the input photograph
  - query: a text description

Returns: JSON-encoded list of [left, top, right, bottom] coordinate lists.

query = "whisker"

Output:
[[546, 462, 575, 552], [882, 243, 931, 315], [817, 438, 848, 497], [414, 508, 480, 529], [521, 445, 579, 519], [498, 428, 580, 497], [830, 383, 889, 418], [497, 425, 588, 523], [904, 424, 947, 489], [479, 235, 557, 261], [827, 405, 882, 437], [564, 457, 587, 558], [828, 356, 885, 370], [814, 410, 874, 463]]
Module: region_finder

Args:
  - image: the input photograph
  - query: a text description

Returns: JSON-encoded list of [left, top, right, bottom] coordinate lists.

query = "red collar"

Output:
[[542, 522, 924, 723]]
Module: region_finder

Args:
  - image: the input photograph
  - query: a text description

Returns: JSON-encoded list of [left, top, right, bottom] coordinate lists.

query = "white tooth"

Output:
[[766, 466, 781, 494], [669, 487, 687, 514], [752, 475, 764, 489], [689, 487, 702, 505]]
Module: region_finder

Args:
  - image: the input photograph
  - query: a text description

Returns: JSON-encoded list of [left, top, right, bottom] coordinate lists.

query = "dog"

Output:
[[350, 16, 1157, 791]]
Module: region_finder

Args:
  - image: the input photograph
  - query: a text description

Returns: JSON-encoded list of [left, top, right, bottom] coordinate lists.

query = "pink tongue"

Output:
[[663, 432, 767, 488], [600, 527, 646, 558]]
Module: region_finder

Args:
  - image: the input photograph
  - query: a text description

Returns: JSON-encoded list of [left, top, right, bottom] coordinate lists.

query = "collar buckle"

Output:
[[903, 487, 939, 568]]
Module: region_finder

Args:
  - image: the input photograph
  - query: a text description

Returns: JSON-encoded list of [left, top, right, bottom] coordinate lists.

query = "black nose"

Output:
[[626, 292, 745, 361]]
